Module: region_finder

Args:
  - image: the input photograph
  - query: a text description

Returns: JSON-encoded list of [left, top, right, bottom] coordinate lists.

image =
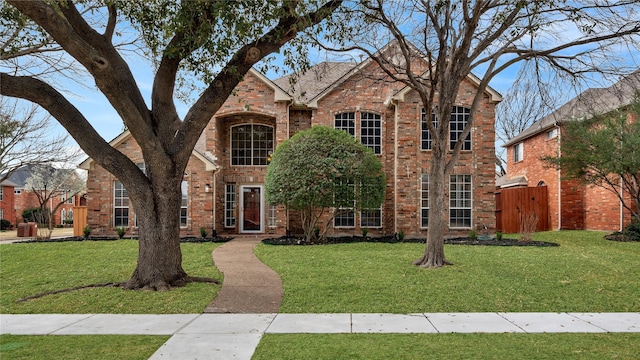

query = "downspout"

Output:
[[620, 177, 624, 232], [392, 100, 399, 234], [557, 123, 562, 230]]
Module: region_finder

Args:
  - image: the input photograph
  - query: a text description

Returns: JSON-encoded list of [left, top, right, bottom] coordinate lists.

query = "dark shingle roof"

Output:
[[503, 70, 640, 147]]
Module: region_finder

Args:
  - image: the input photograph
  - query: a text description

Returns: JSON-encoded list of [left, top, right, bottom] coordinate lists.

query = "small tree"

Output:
[[266, 126, 385, 242], [544, 98, 640, 224], [24, 164, 86, 236]]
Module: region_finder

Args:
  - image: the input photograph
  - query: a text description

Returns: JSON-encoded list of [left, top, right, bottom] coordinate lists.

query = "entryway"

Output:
[[240, 185, 263, 233]]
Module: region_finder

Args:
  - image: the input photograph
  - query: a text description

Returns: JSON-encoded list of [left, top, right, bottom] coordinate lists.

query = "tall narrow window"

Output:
[[421, 174, 430, 228], [1, 186, 4, 201], [421, 109, 438, 150], [449, 106, 471, 151], [61, 209, 66, 224], [225, 184, 236, 228], [68, 209, 73, 222], [231, 124, 274, 166], [334, 112, 355, 136], [180, 181, 188, 227], [334, 179, 355, 228], [514, 143, 524, 162], [449, 175, 472, 228], [114, 181, 129, 227], [360, 112, 381, 154], [267, 204, 277, 228]]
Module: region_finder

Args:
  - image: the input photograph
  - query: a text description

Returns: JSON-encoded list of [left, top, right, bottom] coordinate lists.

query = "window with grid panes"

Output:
[[449, 106, 471, 151], [421, 109, 438, 150], [180, 181, 188, 227], [334, 112, 355, 136], [421, 174, 429, 227], [225, 184, 236, 228], [360, 112, 381, 154], [449, 174, 472, 228], [113, 181, 129, 227], [231, 124, 273, 166]]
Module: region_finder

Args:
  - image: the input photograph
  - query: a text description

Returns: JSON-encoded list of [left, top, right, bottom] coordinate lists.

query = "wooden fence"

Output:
[[495, 187, 549, 233], [73, 206, 87, 237]]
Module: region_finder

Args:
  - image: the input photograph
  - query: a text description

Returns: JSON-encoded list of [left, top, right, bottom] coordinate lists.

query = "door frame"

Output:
[[239, 184, 264, 233]]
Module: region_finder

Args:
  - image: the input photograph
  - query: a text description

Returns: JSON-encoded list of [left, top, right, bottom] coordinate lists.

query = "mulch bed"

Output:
[[604, 233, 640, 242], [262, 235, 558, 247]]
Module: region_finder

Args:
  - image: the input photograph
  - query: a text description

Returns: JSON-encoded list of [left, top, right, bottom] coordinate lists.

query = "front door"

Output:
[[240, 185, 263, 233]]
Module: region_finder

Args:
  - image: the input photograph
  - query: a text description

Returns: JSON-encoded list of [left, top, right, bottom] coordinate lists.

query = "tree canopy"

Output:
[[1, 0, 343, 290], [266, 125, 385, 241]]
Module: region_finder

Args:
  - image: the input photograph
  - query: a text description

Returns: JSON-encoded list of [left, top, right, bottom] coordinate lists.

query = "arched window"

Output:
[[231, 124, 274, 166], [537, 181, 546, 187]]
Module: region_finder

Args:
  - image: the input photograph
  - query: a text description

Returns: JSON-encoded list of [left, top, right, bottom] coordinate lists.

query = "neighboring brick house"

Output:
[[0, 165, 84, 228], [501, 70, 640, 231], [80, 48, 501, 238]]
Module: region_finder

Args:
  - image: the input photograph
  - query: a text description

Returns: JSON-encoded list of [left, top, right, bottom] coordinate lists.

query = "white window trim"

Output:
[[449, 174, 473, 229], [420, 174, 429, 229], [360, 112, 382, 155], [449, 106, 472, 151], [230, 124, 274, 167], [225, 184, 236, 228], [514, 142, 524, 163], [113, 181, 129, 228], [359, 208, 382, 229], [180, 180, 188, 228]]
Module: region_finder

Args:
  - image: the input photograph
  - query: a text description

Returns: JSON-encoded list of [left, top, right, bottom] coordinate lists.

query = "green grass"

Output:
[[253, 333, 640, 360], [0, 240, 222, 313], [0, 334, 168, 360], [255, 231, 640, 313]]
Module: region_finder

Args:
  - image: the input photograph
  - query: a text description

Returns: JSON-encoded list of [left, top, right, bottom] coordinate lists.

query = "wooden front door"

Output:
[[241, 186, 263, 233]]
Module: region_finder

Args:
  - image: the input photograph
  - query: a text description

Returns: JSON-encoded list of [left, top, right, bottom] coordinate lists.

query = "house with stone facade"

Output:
[[80, 48, 501, 238], [501, 70, 639, 231]]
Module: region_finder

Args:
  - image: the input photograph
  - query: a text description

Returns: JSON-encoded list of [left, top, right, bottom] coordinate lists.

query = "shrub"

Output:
[[396, 229, 405, 241], [83, 225, 92, 239], [22, 207, 44, 223], [0, 219, 11, 230], [56, 224, 63, 228], [361, 228, 369, 237], [200, 226, 208, 238], [623, 221, 640, 241], [495, 231, 503, 241], [116, 227, 126, 239], [63, 219, 74, 225], [469, 230, 477, 240]]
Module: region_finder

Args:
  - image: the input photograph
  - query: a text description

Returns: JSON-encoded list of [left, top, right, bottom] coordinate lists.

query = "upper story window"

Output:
[[231, 124, 274, 166], [0, 186, 3, 201], [360, 112, 381, 154], [546, 128, 558, 140], [514, 142, 524, 163], [450, 106, 471, 151], [14, 189, 21, 195], [421, 108, 438, 150], [334, 112, 356, 137]]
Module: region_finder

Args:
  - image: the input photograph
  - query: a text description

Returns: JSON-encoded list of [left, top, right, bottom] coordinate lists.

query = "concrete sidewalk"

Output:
[[2, 312, 639, 359]]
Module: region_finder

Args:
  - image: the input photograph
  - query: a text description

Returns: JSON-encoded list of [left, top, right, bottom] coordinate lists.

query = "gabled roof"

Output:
[[503, 70, 640, 147], [272, 62, 357, 107], [78, 130, 219, 171], [0, 179, 19, 187], [274, 41, 502, 108], [247, 68, 292, 102], [3, 165, 33, 188]]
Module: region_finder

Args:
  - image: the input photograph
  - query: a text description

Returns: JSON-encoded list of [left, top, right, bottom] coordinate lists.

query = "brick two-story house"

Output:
[[80, 48, 501, 238], [501, 70, 639, 231], [1, 165, 84, 228]]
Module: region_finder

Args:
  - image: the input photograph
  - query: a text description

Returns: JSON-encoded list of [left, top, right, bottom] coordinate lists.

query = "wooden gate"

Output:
[[495, 187, 549, 233], [73, 206, 87, 237]]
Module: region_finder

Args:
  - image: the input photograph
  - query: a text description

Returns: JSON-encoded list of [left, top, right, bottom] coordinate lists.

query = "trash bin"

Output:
[[27, 222, 38, 236], [17, 223, 29, 237]]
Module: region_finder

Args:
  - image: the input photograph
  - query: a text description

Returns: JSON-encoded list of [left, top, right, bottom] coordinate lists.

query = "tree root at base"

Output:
[[16, 276, 219, 302]]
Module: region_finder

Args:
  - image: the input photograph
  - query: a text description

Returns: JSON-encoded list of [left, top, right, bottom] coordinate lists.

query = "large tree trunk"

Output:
[[123, 176, 187, 291], [414, 146, 453, 268]]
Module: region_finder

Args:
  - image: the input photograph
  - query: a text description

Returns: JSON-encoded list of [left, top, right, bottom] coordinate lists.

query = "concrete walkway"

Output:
[[204, 237, 283, 313], [2, 313, 639, 359]]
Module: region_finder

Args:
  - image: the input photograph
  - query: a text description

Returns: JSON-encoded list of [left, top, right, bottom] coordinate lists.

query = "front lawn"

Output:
[[255, 231, 639, 313], [0, 241, 222, 314], [254, 333, 640, 360]]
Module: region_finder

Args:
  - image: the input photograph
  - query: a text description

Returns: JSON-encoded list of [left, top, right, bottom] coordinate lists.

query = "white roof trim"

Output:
[[78, 130, 219, 172], [248, 68, 291, 102], [391, 72, 502, 104]]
